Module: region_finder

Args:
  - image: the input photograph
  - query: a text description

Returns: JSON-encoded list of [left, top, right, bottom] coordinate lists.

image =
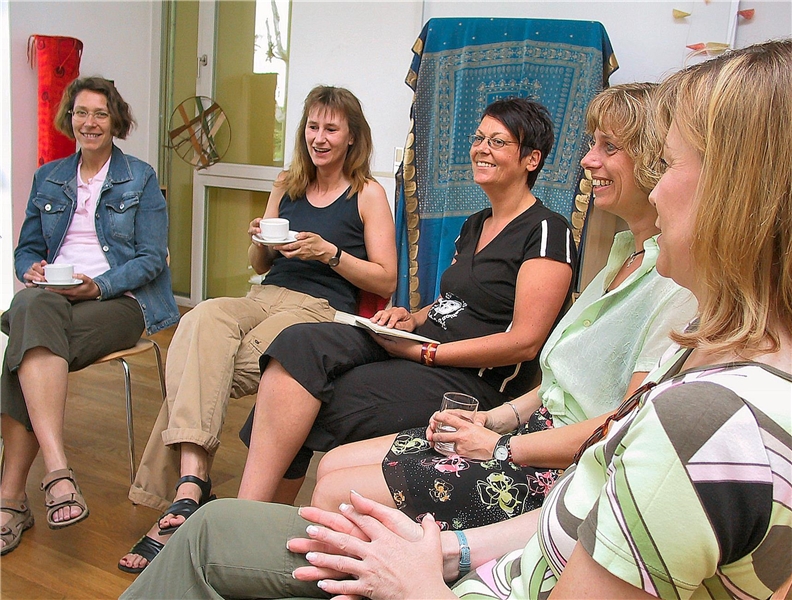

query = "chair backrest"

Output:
[[357, 291, 389, 318]]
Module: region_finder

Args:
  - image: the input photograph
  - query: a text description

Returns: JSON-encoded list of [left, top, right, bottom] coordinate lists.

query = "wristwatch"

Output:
[[328, 245, 342, 267], [493, 434, 514, 462]]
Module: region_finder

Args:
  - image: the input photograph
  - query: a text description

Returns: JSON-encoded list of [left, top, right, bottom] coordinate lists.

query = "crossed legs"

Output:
[[237, 359, 323, 501]]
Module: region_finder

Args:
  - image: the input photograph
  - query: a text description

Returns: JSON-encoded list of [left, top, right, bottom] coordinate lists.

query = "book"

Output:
[[334, 311, 439, 344]]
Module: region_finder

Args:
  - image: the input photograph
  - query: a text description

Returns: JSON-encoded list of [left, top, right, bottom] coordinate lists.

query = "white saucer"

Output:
[[33, 278, 83, 289], [252, 231, 298, 245]]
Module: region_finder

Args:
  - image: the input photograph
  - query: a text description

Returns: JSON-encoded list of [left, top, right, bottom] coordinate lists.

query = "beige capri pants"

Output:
[[128, 284, 337, 511]]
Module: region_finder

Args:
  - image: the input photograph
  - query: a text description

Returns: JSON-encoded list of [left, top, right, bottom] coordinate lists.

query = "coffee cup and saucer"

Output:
[[33, 264, 82, 288], [252, 218, 298, 245]]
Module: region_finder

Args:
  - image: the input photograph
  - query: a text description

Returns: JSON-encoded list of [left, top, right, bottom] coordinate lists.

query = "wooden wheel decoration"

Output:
[[167, 96, 231, 169]]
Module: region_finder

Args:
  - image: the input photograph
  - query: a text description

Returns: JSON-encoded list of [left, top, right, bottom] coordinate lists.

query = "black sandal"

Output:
[[118, 535, 165, 574], [157, 475, 215, 536]]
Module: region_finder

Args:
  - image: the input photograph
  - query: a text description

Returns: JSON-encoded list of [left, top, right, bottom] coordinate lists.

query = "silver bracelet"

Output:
[[506, 401, 521, 429]]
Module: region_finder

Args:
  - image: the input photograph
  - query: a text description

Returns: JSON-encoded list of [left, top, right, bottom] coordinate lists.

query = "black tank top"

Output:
[[263, 188, 366, 313]]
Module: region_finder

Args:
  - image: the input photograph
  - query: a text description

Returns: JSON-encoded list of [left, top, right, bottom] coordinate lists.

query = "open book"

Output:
[[334, 311, 439, 344]]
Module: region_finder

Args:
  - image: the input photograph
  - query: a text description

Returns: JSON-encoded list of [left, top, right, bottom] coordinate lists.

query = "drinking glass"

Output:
[[434, 392, 479, 456]]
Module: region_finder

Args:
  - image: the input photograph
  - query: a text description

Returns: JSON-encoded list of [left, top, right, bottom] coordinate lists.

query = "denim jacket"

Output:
[[14, 145, 180, 334]]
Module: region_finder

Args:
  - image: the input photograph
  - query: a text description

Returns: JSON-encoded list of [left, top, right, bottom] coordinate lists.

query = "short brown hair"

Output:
[[655, 39, 792, 356], [54, 76, 135, 140], [585, 82, 659, 193]]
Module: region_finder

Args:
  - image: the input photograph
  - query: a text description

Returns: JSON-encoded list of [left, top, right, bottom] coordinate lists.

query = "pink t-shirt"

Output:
[[54, 157, 112, 279]]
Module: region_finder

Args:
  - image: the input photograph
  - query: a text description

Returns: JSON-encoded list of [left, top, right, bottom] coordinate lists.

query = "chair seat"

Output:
[[94, 339, 157, 364]]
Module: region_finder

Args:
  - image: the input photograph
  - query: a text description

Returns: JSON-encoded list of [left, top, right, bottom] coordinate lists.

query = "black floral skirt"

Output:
[[381, 406, 562, 530]]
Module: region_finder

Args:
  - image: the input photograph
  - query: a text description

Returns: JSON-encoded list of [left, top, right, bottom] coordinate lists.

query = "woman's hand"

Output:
[[23, 260, 47, 286], [274, 232, 336, 264], [428, 410, 501, 460], [368, 334, 422, 362], [249, 217, 265, 246], [296, 492, 455, 600], [368, 306, 418, 332], [52, 274, 101, 301]]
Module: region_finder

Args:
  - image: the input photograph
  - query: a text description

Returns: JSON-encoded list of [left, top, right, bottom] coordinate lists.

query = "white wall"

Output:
[[6, 0, 162, 291], [284, 1, 424, 187]]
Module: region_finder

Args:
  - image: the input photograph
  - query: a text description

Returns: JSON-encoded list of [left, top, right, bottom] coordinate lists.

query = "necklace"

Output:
[[625, 249, 646, 268]]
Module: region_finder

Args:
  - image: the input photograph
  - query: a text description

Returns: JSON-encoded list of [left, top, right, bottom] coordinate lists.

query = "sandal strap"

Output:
[[41, 468, 76, 492], [174, 475, 212, 504], [160, 497, 200, 522], [45, 491, 88, 512], [0, 497, 30, 513], [128, 534, 165, 562]]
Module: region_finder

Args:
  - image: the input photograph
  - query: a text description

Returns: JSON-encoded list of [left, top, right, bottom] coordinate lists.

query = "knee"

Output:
[[180, 299, 226, 327], [316, 447, 345, 481], [310, 469, 345, 511], [8, 287, 64, 319]]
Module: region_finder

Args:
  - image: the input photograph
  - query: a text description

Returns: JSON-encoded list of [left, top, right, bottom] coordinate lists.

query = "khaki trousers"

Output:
[[120, 499, 329, 599], [128, 286, 337, 511]]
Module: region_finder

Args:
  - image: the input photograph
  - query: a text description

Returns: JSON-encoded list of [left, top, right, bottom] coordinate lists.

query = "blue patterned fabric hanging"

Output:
[[395, 18, 618, 310]]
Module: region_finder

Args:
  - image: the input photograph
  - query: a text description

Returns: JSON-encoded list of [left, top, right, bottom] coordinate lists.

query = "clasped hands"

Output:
[[289, 491, 457, 600], [427, 408, 503, 460], [24, 261, 101, 301]]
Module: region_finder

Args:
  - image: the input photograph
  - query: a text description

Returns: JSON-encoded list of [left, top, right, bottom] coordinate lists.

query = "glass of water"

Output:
[[433, 392, 479, 456]]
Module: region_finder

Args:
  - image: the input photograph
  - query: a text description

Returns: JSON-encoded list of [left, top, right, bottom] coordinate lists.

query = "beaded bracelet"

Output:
[[453, 530, 471, 577], [506, 401, 522, 429], [420, 342, 439, 367]]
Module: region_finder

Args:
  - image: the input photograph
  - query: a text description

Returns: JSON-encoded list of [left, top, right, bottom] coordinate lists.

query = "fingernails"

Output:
[[306, 552, 317, 562], [350, 489, 362, 496], [317, 581, 327, 590], [291, 570, 298, 579], [306, 525, 319, 535], [339, 503, 350, 512]]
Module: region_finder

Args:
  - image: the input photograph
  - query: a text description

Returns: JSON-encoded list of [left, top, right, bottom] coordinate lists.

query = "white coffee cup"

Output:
[[44, 264, 74, 283], [259, 218, 289, 240]]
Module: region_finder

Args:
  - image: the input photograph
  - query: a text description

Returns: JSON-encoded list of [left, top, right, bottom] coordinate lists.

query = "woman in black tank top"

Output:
[[119, 86, 397, 573]]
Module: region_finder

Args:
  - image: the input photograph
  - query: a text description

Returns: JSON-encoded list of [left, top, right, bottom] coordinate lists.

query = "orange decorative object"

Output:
[[673, 9, 691, 18], [738, 9, 755, 19], [27, 35, 82, 167], [687, 43, 706, 51]]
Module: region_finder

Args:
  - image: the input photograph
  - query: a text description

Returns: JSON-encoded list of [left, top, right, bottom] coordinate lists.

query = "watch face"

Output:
[[328, 257, 339, 267], [494, 446, 508, 461]]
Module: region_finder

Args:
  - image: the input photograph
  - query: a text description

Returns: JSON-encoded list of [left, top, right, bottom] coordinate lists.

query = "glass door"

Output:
[[160, 0, 290, 304]]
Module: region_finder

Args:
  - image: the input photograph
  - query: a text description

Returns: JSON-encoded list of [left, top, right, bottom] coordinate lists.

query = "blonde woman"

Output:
[[119, 85, 397, 573]]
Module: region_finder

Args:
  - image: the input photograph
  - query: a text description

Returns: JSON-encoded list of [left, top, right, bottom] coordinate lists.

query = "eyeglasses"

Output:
[[70, 109, 110, 123], [572, 381, 657, 464], [469, 134, 519, 150]]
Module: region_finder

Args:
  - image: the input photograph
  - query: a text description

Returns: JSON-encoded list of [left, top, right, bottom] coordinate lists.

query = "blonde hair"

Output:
[[655, 39, 792, 355], [282, 86, 373, 200], [585, 82, 660, 193]]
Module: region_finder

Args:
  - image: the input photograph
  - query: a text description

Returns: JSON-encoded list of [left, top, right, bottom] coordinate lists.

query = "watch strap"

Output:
[[494, 434, 514, 462], [328, 245, 342, 266], [454, 530, 471, 577]]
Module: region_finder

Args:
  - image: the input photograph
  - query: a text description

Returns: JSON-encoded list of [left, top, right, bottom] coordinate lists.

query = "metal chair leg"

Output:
[[116, 357, 136, 485], [150, 340, 167, 400]]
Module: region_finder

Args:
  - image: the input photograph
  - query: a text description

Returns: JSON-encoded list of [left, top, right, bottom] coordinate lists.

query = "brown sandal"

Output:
[[1, 496, 35, 555], [41, 468, 90, 529]]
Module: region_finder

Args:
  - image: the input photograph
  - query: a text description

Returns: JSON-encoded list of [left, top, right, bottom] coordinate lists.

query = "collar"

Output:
[[45, 145, 133, 187]]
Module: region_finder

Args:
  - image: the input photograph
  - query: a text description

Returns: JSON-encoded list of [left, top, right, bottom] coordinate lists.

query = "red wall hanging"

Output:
[[27, 35, 83, 166]]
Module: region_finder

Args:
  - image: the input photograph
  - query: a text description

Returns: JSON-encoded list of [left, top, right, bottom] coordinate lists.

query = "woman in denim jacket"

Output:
[[0, 76, 178, 555]]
